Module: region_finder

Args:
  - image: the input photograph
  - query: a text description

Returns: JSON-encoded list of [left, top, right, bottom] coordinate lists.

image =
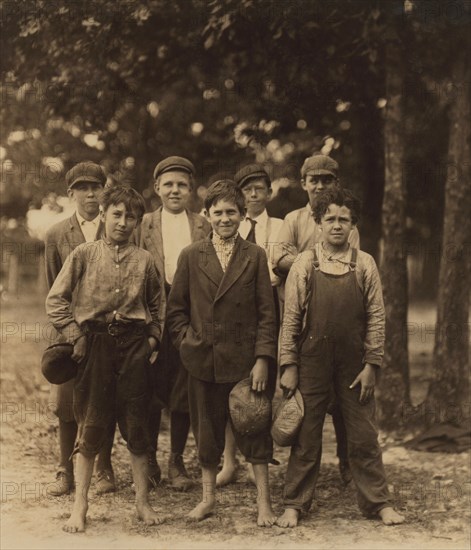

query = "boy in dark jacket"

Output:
[[166, 180, 277, 526]]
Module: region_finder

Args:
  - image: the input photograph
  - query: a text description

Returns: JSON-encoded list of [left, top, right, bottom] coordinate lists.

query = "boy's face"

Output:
[[154, 170, 191, 214], [320, 204, 354, 249], [302, 174, 337, 207], [206, 199, 244, 240], [101, 201, 139, 246], [68, 182, 104, 221], [241, 178, 271, 217]]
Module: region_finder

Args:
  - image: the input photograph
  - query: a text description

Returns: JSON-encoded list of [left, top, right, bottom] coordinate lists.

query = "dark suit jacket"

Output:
[[166, 235, 277, 383], [136, 207, 211, 323], [44, 213, 103, 289]]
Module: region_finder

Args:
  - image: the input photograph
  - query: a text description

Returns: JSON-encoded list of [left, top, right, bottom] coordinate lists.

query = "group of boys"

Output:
[[44, 154, 404, 533]]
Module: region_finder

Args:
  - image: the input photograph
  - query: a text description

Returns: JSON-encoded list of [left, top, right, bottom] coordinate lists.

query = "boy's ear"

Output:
[[99, 207, 106, 223], [67, 188, 75, 200], [203, 208, 208, 219], [300, 178, 307, 191], [153, 180, 160, 197]]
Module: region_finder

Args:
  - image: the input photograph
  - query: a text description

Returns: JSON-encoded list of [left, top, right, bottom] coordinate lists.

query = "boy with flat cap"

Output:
[[44, 161, 116, 496], [137, 156, 210, 490], [166, 180, 277, 526], [46, 186, 162, 532], [274, 153, 359, 485], [216, 163, 282, 487]]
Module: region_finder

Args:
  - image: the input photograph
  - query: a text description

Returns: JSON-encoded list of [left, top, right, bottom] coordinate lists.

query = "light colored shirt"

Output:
[[46, 239, 161, 343], [76, 212, 100, 243], [274, 203, 361, 276], [280, 243, 385, 369], [211, 233, 237, 272], [239, 209, 283, 286], [161, 209, 192, 285]]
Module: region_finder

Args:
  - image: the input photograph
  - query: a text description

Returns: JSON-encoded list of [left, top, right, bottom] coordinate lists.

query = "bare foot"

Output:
[[276, 508, 299, 528], [379, 507, 405, 525], [216, 464, 237, 487], [257, 501, 276, 527], [63, 507, 87, 533], [136, 503, 164, 526], [187, 500, 215, 521], [246, 463, 256, 486]]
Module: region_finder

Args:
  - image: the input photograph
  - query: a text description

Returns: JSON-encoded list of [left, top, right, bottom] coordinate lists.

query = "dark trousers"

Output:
[[188, 374, 273, 468], [74, 326, 152, 457]]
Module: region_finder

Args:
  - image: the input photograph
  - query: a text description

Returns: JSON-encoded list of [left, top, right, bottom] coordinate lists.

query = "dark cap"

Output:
[[66, 162, 106, 190], [301, 154, 338, 178], [153, 156, 195, 180], [41, 343, 78, 385], [229, 378, 271, 436], [234, 163, 271, 188]]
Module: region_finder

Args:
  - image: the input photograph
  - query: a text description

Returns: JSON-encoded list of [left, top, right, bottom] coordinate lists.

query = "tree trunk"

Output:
[[423, 51, 471, 427], [377, 34, 410, 429]]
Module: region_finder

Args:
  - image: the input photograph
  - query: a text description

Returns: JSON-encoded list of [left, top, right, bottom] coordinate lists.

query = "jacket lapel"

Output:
[[214, 237, 250, 302], [66, 213, 86, 245], [144, 208, 165, 276], [188, 211, 205, 241], [198, 238, 224, 288]]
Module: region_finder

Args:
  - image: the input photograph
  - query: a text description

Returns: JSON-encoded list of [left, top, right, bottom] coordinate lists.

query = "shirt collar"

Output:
[[245, 209, 268, 224], [211, 231, 238, 248], [162, 208, 188, 221], [76, 212, 100, 226]]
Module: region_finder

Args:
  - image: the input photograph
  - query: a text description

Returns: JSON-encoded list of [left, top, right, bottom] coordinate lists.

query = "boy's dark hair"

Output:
[[313, 187, 361, 225], [100, 186, 146, 220], [204, 179, 246, 214]]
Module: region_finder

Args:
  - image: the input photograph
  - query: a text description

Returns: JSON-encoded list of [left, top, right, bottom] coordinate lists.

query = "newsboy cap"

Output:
[[41, 343, 78, 385], [229, 378, 272, 436], [234, 163, 271, 188], [153, 156, 195, 180], [301, 154, 339, 178], [65, 161, 106, 191], [271, 389, 304, 447]]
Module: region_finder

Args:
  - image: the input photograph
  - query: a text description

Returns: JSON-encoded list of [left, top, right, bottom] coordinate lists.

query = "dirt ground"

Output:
[[1, 291, 470, 550]]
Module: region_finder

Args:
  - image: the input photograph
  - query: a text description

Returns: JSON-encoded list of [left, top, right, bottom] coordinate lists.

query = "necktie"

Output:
[[245, 218, 257, 243]]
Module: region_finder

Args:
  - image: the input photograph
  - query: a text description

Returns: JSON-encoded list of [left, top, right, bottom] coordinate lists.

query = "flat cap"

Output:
[[301, 154, 338, 178], [271, 389, 304, 447], [41, 343, 78, 385], [234, 163, 271, 188], [153, 156, 195, 180], [66, 161, 106, 190], [229, 378, 271, 436]]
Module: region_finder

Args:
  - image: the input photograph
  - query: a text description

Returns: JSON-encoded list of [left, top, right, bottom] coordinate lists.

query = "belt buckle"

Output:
[[107, 323, 120, 337]]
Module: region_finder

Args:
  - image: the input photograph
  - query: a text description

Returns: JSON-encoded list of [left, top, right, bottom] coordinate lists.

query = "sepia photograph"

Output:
[[1, 1, 470, 549]]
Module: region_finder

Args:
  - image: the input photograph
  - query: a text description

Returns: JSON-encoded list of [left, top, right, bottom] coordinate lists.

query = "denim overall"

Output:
[[283, 248, 391, 515]]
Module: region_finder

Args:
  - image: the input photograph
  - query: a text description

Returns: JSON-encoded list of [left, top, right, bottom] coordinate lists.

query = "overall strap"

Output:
[[349, 248, 358, 271], [312, 247, 321, 270]]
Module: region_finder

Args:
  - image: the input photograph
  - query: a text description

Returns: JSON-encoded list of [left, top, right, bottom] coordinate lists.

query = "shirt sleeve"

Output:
[[45, 247, 85, 344], [145, 259, 162, 342], [279, 254, 310, 369], [361, 255, 385, 367], [272, 213, 299, 277]]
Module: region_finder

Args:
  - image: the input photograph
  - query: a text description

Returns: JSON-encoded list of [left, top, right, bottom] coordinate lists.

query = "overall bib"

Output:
[[283, 248, 391, 515]]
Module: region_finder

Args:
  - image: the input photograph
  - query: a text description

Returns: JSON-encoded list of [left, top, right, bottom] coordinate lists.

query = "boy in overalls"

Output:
[[277, 187, 404, 527]]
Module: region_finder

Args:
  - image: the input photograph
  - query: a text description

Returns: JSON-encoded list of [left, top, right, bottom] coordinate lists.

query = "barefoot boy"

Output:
[[277, 187, 404, 528], [46, 186, 162, 532], [216, 163, 283, 488], [166, 180, 277, 526]]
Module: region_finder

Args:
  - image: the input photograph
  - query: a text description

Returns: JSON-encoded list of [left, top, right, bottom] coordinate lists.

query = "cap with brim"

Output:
[[234, 163, 271, 188], [66, 162, 106, 190], [229, 378, 272, 436], [41, 343, 78, 384], [271, 389, 304, 447], [153, 156, 195, 180], [301, 155, 338, 178]]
